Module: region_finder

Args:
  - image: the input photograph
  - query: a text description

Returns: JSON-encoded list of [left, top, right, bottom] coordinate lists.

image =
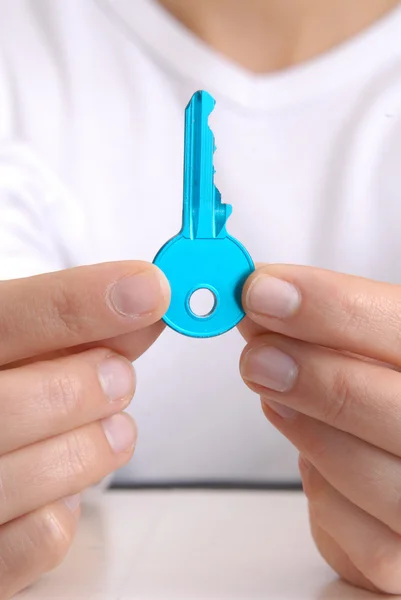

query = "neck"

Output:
[[158, 0, 400, 73]]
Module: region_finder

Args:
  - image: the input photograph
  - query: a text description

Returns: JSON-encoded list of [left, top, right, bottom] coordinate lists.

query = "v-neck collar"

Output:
[[97, 0, 401, 110]]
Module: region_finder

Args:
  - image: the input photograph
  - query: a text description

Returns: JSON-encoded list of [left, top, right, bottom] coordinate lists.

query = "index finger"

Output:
[[242, 264, 401, 366], [0, 261, 170, 366]]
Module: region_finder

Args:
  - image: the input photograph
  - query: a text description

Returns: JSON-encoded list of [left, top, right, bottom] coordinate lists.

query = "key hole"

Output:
[[189, 288, 217, 318]]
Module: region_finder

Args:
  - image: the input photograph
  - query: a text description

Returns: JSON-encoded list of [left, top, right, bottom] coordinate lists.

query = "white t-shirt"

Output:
[[1, 0, 401, 484]]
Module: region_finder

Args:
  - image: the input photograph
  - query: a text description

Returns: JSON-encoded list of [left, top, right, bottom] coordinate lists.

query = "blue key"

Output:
[[153, 90, 254, 338]]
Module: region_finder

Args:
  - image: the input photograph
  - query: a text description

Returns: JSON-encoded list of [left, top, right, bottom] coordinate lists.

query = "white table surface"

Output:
[[17, 490, 393, 600]]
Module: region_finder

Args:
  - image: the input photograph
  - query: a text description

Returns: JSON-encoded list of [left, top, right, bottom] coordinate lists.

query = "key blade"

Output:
[[181, 90, 232, 239]]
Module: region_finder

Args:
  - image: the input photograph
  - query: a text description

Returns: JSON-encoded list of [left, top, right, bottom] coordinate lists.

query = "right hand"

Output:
[[0, 260, 170, 600]]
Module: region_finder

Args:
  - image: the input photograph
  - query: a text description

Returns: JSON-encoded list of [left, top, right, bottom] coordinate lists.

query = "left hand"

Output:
[[239, 264, 401, 594]]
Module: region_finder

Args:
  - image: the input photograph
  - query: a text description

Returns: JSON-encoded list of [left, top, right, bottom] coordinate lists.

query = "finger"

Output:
[[0, 413, 136, 524], [0, 498, 80, 600], [0, 348, 135, 455], [301, 459, 401, 595], [0, 261, 170, 366], [240, 334, 401, 456], [237, 316, 267, 342], [72, 320, 166, 362], [237, 262, 268, 341], [259, 402, 401, 538], [308, 517, 377, 593], [7, 319, 165, 370], [242, 264, 401, 366]]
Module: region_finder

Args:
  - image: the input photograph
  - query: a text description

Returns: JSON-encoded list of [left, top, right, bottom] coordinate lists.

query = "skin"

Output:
[[158, 0, 400, 73], [0, 261, 169, 599]]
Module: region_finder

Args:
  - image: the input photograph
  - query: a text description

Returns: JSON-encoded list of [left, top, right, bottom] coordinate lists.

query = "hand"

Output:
[[0, 261, 169, 600], [239, 264, 401, 594]]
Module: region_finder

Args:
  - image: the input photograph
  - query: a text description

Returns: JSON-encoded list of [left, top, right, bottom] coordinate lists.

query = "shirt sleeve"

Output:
[[0, 142, 82, 280], [0, 34, 85, 281]]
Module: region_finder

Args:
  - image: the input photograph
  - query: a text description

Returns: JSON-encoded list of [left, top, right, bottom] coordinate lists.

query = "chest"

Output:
[[15, 32, 401, 282]]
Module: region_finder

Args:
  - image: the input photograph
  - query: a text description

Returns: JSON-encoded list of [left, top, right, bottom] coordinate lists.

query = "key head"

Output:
[[154, 235, 254, 338]]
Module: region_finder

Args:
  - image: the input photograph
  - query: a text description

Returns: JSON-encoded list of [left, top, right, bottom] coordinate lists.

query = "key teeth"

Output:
[[214, 186, 232, 237], [223, 203, 233, 231]]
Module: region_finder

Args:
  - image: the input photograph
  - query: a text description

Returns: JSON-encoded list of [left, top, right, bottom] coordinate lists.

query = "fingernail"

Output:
[[263, 398, 297, 419], [109, 270, 168, 317], [101, 413, 136, 453], [63, 493, 81, 513], [243, 346, 298, 392], [246, 276, 300, 318], [98, 356, 134, 402]]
